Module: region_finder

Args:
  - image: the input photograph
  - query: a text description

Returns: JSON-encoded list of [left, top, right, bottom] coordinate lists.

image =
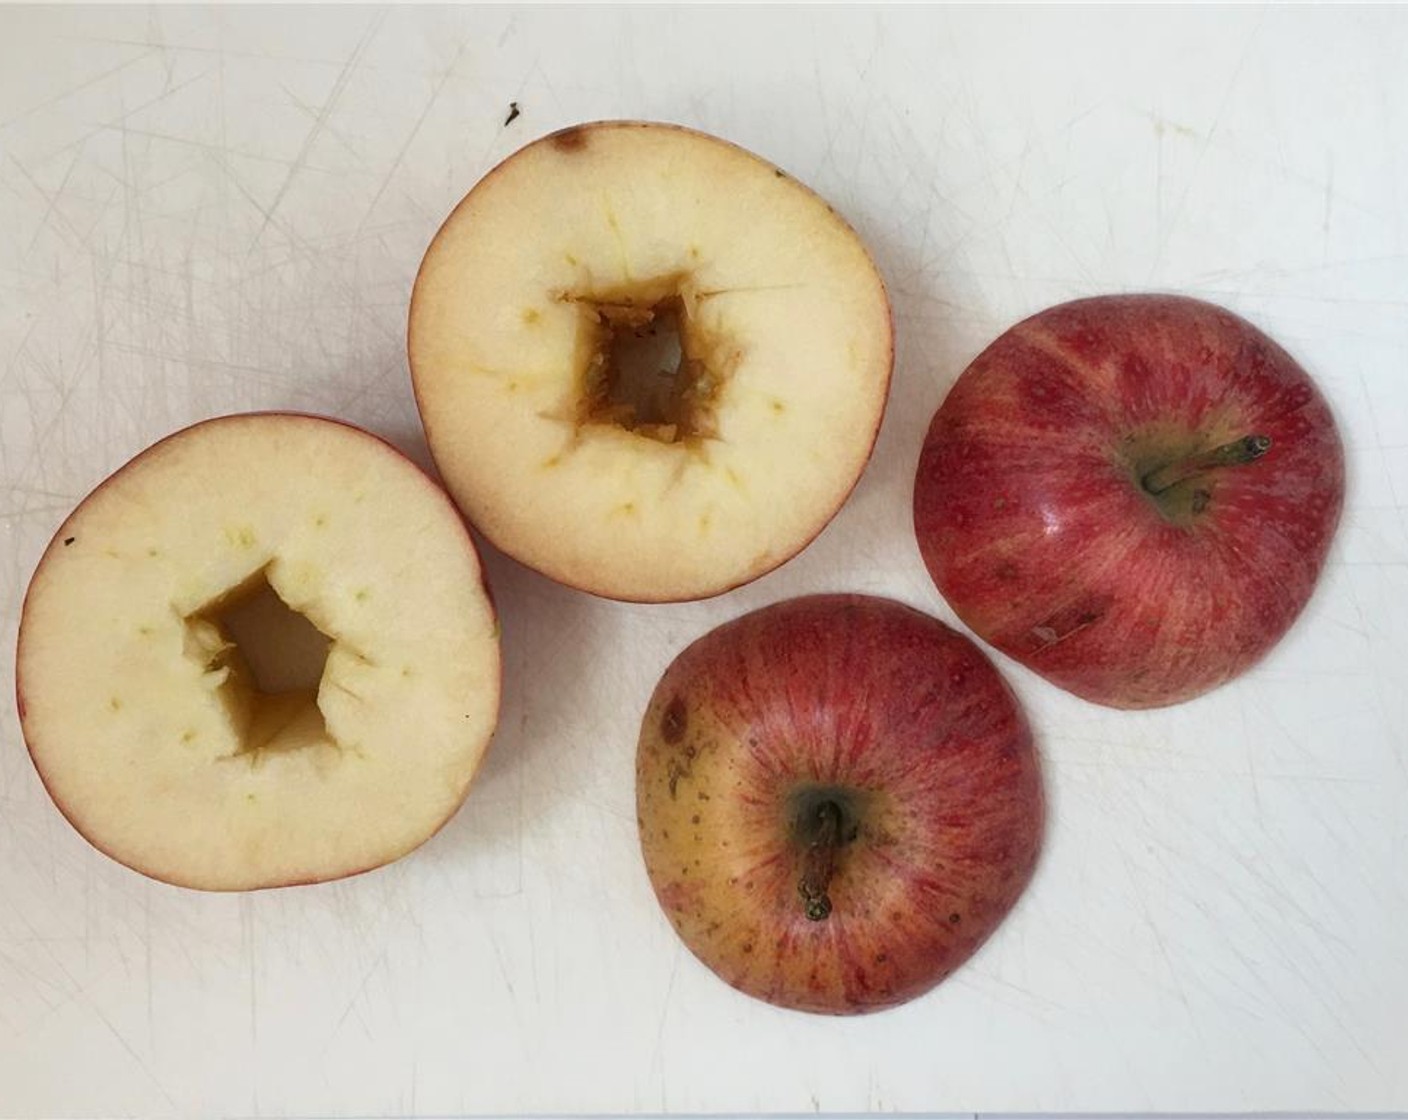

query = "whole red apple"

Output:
[[636, 594, 1044, 1015], [913, 294, 1345, 709]]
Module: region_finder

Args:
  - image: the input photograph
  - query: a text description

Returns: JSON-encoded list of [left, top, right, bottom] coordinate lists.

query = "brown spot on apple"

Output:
[[63, 537, 75, 546], [658, 879, 701, 914], [662, 696, 687, 743], [550, 126, 587, 152], [1028, 594, 1112, 651]]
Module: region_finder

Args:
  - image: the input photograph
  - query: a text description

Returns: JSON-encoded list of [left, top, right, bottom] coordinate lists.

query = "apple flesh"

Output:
[[15, 414, 502, 890], [408, 121, 893, 602], [913, 294, 1345, 709], [636, 594, 1044, 1015]]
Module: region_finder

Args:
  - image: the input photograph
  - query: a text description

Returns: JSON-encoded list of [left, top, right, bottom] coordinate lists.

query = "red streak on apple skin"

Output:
[[914, 294, 1345, 709], [636, 594, 1044, 1015]]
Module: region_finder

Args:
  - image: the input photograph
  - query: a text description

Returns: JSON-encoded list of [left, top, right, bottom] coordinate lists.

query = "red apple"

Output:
[[913, 294, 1345, 709], [635, 594, 1044, 1015]]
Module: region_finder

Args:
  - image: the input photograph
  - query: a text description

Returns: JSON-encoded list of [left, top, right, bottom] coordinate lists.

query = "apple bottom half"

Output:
[[636, 594, 1044, 1015], [913, 294, 1345, 710]]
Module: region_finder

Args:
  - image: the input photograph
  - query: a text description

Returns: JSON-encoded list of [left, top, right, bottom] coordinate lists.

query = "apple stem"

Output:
[[1141, 434, 1272, 496], [798, 799, 842, 922]]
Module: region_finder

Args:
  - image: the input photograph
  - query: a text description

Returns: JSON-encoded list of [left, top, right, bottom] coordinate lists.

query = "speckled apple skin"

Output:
[[914, 294, 1345, 710], [636, 594, 1044, 1015]]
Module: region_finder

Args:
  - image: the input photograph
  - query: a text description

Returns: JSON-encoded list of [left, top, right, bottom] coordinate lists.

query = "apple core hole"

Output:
[[576, 285, 724, 445], [185, 567, 333, 756]]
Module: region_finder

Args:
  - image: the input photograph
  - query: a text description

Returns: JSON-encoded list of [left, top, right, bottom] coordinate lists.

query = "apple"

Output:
[[15, 414, 502, 891], [408, 121, 893, 602], [636, 594, 1044, 1015], [913, 294, 1345, 709]]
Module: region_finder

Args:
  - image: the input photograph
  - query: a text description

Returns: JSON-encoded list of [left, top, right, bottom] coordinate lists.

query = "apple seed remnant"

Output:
[[1142, 433, 1272, 496]]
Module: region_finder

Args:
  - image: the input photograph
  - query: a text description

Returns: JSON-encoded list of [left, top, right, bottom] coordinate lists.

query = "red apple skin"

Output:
[[913, 295, 1346, 710], [636, 594, 1044, 1015]]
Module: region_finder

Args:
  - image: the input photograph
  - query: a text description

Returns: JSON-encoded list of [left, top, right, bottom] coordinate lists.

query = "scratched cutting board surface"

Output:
[[2, 5, 1406, 1116]]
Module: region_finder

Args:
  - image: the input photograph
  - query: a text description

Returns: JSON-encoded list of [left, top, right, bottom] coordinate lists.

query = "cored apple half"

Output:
[[636, 594, 1044, 1015], [409, 121, 893, 602], [15, 414, 501, 890]]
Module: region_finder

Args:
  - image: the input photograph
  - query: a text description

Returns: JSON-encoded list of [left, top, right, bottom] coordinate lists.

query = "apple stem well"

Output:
[[1141, 434, 1272, 496], [797, 798, 846, 922]]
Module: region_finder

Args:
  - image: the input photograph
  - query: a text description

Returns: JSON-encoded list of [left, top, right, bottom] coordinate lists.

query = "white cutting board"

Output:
[[2, 6, 1405, 1116]]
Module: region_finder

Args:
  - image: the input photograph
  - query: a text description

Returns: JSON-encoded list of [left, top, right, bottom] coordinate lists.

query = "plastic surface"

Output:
[[1, 6, 1405, 1115]]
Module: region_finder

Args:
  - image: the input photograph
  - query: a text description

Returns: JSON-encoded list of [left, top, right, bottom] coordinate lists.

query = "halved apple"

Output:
[[15, 414, 501, 891], [408, 121, 893, 602]]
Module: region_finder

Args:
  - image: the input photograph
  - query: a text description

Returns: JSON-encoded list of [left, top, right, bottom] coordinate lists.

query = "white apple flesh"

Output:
[[408, 121, 894, 602], [15, 414, 501, 891]]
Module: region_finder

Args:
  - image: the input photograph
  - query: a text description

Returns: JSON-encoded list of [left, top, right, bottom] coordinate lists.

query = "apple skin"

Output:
[[913, 294, 1346, 710], [636, 594, 1044, 1015]]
